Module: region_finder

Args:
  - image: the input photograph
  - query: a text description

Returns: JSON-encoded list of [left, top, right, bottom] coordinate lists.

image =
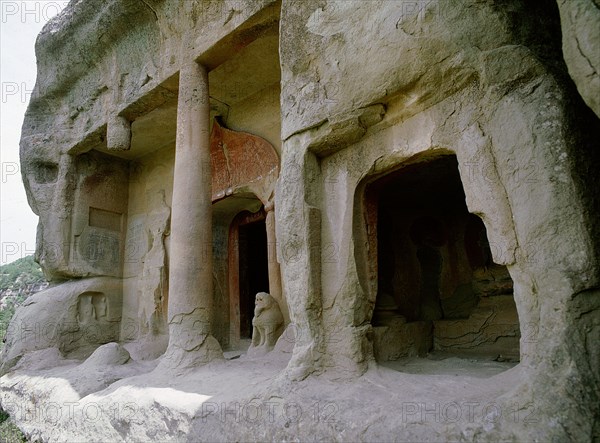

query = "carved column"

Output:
[[264, 200, 289, 326], [276, 146, 324, 380], [164, 62, 222, 366]]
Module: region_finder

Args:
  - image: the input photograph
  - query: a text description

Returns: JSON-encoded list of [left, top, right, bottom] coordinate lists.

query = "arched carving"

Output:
[[210, 119, 279, 204]]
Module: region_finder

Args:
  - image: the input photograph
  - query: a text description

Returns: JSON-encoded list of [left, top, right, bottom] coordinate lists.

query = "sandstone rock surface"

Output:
[[1, 277, 122, 375], [2, 0, 599, 442], [557, 0, 600, 117]]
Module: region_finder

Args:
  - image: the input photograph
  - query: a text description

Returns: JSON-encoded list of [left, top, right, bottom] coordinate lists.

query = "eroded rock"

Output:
[[2, 0, 599, 441], [557, 0, 600, 117], [1, 277, 122, 375]]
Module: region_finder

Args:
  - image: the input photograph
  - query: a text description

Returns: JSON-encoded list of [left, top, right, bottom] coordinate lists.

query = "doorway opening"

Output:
[[238, 215, 270, 339], [365, 155, 520, 374]]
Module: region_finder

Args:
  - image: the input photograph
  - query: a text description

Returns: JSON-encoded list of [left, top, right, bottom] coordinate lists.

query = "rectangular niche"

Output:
[[89, 207, 123, 232]]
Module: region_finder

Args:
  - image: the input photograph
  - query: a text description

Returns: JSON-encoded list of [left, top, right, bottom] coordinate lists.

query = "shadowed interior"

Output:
[[367, 156, 520, 366]]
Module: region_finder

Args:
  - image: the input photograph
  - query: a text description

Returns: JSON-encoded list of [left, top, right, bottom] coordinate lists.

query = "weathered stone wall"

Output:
[[21, 148, 129, 280], [121, 145, 175, 358], [208, 31, 282, 152], [21, 0, 279, 281], [276, 0, 600, 438], [3, 0, 599, 441], [0, 277, 122, 372], [557, 0, 600, 117], [70, 151, 130, 277], [24, 0, 278, 155]]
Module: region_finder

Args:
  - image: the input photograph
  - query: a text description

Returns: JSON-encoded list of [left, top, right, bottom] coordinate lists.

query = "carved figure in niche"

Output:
[[373, 206, 403, 326], [410, 216, 445, 321], [250, 292, 283, 350], [138, 190, 170, 336], [77, 292, 109, 325], [77, 294, 95, 324], [93, 294, 107, 318]]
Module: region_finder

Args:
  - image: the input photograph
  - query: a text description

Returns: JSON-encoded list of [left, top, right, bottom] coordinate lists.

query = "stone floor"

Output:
[[0, 346, 540, 442], [380, 352, 518, 378]]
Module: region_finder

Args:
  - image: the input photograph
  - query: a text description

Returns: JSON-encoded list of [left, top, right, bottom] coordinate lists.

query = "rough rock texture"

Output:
[[2, 0, 599, 442], [276, 0, 600, 439], [434, 296, 520, 359], [0, 277, 122, 374], [82, 342, 130, 367], [557, 0, 600, 117]]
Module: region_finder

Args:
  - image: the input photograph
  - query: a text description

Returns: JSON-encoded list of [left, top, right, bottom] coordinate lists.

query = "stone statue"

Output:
[[250, 292, 284, 351], [77, 294, 95, 324], [138, 190, 171, 337]]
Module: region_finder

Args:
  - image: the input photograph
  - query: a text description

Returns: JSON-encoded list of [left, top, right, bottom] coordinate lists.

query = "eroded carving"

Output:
[[210, 119, 279, 203], [77, 292, 109, 325], [138, 190, 171, 336], [77, 293, 95, 324], [250, 292, 283, 352]]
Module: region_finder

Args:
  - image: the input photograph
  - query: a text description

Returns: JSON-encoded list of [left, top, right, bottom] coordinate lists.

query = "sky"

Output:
[[0, 1, 67, 265]]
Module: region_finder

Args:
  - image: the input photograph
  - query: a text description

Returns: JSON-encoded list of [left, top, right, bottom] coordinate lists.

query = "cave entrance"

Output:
[[365, 155, 520, 373]]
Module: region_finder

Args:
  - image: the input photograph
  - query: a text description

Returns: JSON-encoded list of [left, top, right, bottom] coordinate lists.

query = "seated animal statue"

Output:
[[250, 292, 284, 352]]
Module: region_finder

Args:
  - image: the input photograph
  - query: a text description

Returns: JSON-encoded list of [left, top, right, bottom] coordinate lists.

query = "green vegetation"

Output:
[[0, 256, 43, 442], [0, 408, 27, 443], [0, 255, 45, 292], [0, 295, 26, 349], [0, 256, 46, 352]]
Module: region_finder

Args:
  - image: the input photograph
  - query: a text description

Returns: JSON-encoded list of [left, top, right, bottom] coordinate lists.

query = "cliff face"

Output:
[[0, 256, 47, 306], [3, 0, 600, 442], [0, 281, 48, 309]]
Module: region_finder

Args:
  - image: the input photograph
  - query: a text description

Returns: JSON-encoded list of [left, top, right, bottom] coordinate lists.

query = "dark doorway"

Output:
[[238, 217, 269, 339], [366, 155, 520, 365]]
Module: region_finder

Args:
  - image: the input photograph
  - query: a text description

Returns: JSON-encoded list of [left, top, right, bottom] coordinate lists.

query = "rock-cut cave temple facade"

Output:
[[1, 0, 599, 441]]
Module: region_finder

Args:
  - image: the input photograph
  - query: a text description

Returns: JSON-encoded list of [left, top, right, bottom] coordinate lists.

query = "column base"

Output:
[[158, 335, 224, 371]]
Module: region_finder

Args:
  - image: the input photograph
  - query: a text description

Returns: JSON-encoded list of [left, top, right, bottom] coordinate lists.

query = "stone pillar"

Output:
[[163, 62, 222, 367], [264, 200, 289, 326], [276, 145, 325, 380]]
